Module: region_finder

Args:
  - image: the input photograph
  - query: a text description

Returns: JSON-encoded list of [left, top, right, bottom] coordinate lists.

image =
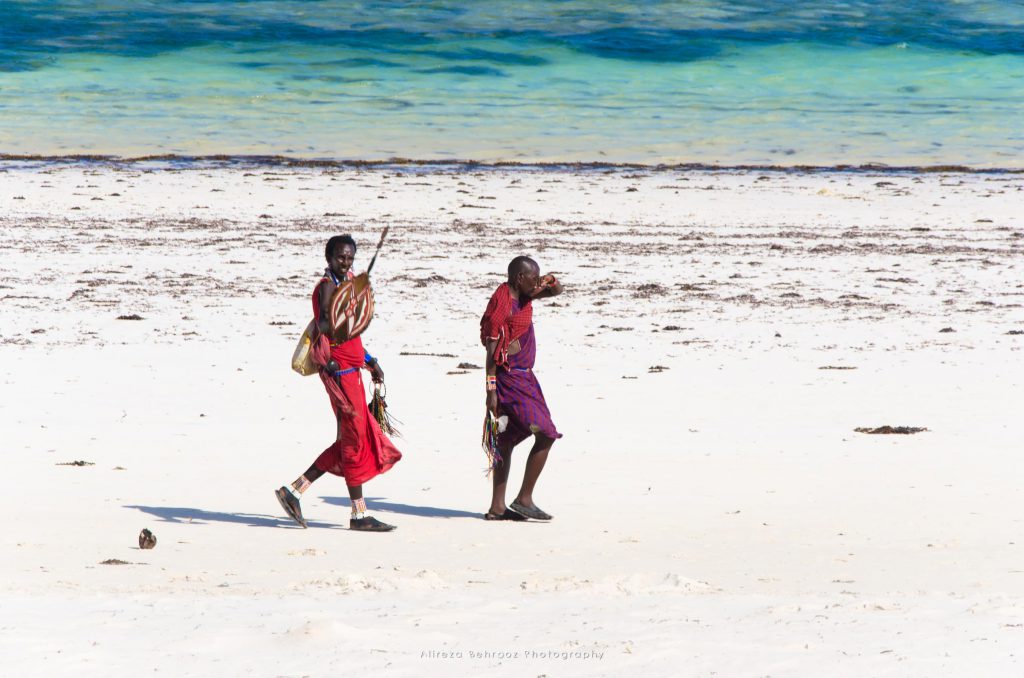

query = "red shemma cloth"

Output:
[[479, 283, 533, 369], [309, 278, 401, 486]]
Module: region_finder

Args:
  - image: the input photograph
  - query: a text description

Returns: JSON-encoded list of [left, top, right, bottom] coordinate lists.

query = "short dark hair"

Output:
[[325, 235, 357, 259], [508, 255, 538, 279]]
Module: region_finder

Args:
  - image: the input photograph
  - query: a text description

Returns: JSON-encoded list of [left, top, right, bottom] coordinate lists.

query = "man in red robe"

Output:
[[480, 256, 563, 521], [275, 235, 402, 532]]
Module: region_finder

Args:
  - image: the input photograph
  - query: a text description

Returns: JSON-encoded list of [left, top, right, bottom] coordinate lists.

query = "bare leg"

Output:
[[294, 463, 324, 489], [488, 440, 516, 515], [514, 434, 554, 509], [347, 482, 396, 531]]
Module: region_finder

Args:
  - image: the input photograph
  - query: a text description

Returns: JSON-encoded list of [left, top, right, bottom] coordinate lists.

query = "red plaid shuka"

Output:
[[480, 283, 532, 369]]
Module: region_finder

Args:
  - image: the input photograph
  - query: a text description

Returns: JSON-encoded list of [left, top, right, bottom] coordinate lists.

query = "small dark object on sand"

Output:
[[117, 314, 144, 321], [138, 528, 157, 549], [457, 362, 482, 369], [855, 426, 928, 435], [101, 559, 130, 565], [939, 327, 956, 333], [56, 460, 94, 466]]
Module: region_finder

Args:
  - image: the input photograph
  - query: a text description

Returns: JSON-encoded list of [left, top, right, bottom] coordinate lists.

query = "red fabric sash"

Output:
[[480, 283, 532, 369], [312, 366, 402, 484], [309, 332, 355, 416]]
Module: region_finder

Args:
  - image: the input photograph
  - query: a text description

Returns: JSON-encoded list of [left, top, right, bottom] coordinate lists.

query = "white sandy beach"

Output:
[[1, 163, 1022, 676]]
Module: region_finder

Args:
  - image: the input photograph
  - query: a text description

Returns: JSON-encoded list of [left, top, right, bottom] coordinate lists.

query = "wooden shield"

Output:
[[327, 272, 375, 343]]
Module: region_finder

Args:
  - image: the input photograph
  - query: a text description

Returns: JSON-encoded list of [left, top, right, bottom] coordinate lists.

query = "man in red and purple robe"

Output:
[[480, 256, 563, 521], [275, 235, 401, 532]]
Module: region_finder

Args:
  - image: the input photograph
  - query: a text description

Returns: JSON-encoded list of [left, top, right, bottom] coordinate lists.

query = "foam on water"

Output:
[[1, 1, 1023, 166]]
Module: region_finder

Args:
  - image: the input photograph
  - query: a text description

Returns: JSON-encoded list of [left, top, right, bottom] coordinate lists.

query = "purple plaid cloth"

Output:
[[496, 298, 562, 446]]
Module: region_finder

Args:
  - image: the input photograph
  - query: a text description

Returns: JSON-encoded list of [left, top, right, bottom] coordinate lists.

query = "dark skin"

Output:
[[301, 242, 384, 494], [485, 260, 563, 516]]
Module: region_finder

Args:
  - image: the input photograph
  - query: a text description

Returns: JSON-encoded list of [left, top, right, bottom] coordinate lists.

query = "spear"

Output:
[[367, 226, 389, 274]]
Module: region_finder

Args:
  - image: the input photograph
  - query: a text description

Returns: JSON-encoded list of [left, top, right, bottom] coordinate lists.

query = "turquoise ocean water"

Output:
[[1, 1, 1023, 167]]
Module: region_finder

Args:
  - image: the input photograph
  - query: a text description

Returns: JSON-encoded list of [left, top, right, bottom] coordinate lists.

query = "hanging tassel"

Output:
[[481, 411, 507, 477], [369, 382, 401, 437]]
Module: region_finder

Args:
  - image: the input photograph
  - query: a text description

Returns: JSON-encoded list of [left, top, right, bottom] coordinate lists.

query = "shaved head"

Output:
[[507, 256, 538, 279]]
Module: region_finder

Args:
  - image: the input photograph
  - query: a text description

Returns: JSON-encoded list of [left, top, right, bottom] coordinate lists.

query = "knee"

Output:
[[533, 434, 555, 450]]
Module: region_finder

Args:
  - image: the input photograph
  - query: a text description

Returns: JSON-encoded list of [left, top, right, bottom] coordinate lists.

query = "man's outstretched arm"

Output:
[[530, 274, 563, 300]]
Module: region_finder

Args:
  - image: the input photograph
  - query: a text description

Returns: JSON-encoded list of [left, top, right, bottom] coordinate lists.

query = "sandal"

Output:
[[275, 487, 307, 528], [509, 501, 552, 521], [350, 516, 396, 532], [483, 508, 528, 521]]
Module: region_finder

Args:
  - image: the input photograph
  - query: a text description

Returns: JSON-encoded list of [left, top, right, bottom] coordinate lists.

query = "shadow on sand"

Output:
[[124, 505, 342, 529], [321, 496, 482, 519]]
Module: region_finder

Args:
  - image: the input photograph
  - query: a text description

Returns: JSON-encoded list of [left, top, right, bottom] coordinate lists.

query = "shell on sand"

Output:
[[138, 528, 157, 550]]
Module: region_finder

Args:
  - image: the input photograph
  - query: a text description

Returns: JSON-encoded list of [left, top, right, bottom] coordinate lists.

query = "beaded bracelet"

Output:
[[486, 375, 497, 391]]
